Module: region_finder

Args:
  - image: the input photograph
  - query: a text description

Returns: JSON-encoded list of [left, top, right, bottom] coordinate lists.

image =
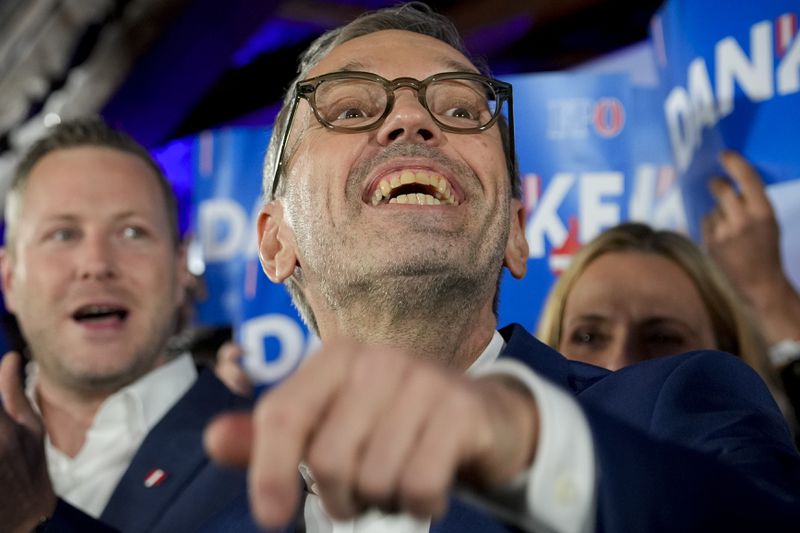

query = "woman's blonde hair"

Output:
[[536, 222, 778, 388]]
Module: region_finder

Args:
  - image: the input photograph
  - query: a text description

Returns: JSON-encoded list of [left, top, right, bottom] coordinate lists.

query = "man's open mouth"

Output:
[[72, 304, 129, 323], [369, 170, 459, 206]]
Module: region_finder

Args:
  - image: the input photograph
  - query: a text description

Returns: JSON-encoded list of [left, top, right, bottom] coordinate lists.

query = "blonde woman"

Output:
[[536, 221, 794, 430]]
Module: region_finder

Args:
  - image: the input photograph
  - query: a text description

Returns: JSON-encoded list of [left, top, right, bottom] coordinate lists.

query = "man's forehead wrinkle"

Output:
[[336, 60, 369, 72], [321, 50, 478, 77], [442, 58, 480, 74]]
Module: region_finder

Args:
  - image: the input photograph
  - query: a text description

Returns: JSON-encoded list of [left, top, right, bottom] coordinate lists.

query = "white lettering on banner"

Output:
[[525, 172, 624, 258], [526, 173, 573, 257], [629, 164, 688, 230], [664, 14, 800, 173], [526, 168, 688, 261], [199, 198, 262, 262], [242, 314, 306, 384], [689, 58, 718, 132], [548, 99, 592, 139], [651, 187, 688, 230], [246, 203, 261, 258], [778, 23, 800, 94], [629, 164, 658, 223], [716, 22, 773, 117], [579, 172, 623, 243], [664, 88, 694, 172], [199, 199, 247, 261], [547, 98, 626, 140]]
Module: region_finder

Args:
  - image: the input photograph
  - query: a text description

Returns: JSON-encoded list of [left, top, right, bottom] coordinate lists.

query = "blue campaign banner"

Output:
[[769, 180, 800, 290], [651, 0, 800, 237], [191, 128, 267, 325], [190, 127, 313, 384], [168, 0, 800, 383], [498, 71, 680, 329], [174, 72, 682, 370]]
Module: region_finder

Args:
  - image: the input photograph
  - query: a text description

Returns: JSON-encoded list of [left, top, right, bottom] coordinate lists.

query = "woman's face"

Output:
[[558, 251, 718, 370]]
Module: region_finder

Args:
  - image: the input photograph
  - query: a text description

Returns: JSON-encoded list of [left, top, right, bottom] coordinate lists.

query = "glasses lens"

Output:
[[313, 78, 388, 129], [426, 78, 499, 130]]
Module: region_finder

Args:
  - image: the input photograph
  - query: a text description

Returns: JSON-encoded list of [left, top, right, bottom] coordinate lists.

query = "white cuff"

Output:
[[474, 358, 597, 533]]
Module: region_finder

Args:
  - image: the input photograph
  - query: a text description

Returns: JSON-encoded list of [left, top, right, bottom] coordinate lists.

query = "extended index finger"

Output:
[[247, 341, 356, 528], [719, 151, 773, 214]]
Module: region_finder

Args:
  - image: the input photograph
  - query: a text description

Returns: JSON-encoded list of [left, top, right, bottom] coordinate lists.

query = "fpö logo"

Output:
[[661, 12, 799, 173], [546, 97, 626, 140]]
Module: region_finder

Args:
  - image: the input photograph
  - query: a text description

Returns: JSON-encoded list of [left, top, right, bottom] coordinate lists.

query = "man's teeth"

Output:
[[389, 193, 441, 205], [371, 170, 458, 206]]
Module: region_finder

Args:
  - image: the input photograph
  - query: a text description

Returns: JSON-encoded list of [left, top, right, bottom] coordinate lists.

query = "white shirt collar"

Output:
[[467, 330, 506, 375], [104, 352, 198, 432], [27, 353, 198, 517], [27, 353, 197, 432]]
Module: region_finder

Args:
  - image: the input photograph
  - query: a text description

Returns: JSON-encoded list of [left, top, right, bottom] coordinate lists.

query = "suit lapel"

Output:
[[429, 326, 605, 532], [100, 369, 249, 531], [499, 324, 572, 389], [499, 324, 609, 395]]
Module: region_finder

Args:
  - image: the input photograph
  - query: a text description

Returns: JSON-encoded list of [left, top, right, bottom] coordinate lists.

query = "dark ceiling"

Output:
[[0, 0, 664, 154]]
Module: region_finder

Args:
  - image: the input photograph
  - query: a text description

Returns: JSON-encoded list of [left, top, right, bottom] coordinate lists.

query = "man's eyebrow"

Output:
[[113, 210, 146, 222], [41, 211, 148, 224], [41, 213, 79, 224]]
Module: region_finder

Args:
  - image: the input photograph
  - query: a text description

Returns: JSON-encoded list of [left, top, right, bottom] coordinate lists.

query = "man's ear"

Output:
[[257, 201, 298, 283], [0, 248, 18, 313], [503, 198, 528, 279], [173, 241, 190, 306]]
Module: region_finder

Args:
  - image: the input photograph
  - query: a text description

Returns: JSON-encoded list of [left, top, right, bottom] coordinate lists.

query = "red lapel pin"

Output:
[[144, 468, 167, 488]]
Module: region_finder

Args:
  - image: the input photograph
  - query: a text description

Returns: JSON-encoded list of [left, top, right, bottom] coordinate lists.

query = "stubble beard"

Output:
[[288, 144, 510, 351], [25, 305, 177, 399]]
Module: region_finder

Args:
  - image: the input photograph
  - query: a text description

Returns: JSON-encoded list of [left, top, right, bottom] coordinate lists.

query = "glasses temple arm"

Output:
[[270, 94, 302, 198], [505, 94, 517, 186]]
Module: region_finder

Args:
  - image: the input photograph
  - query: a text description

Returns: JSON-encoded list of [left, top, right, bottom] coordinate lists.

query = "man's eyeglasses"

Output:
[[269, 71, 514, 197]]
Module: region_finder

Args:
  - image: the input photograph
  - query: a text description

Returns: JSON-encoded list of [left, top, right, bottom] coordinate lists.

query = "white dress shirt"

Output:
[[302, 332, 597, 533], [27, 354, 198, 518]]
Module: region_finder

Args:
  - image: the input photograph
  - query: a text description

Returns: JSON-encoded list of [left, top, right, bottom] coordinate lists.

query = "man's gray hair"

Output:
[[262, 2, 519, 333]]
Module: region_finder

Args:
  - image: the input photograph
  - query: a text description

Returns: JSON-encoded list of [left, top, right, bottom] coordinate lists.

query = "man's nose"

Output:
[[374, 90, 443, 146], [77, 235, 117, 281]]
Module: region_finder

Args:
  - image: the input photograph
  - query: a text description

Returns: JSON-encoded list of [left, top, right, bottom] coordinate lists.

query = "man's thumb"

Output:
[[0, 351, 42, 434]]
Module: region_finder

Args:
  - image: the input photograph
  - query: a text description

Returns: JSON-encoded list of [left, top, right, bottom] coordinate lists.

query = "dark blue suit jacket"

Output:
[[52, 326, 800, 532], [489, 324, 800, 532], [426, 324, 800, 532], [206, 325, 800, 532], [43, 368, 254, 532]]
